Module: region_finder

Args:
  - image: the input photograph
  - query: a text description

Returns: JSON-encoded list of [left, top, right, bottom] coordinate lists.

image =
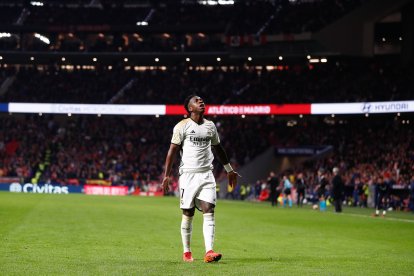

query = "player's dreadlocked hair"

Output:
[[184, 94, 196, 114]]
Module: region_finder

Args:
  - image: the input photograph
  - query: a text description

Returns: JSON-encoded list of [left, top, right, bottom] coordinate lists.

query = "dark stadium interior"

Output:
[[0, 0, 413, 211]]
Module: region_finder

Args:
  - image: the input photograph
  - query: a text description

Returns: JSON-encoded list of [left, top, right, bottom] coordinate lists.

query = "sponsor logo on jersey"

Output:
[[190, 136, 210, 142], [189, 136, 210, 146]]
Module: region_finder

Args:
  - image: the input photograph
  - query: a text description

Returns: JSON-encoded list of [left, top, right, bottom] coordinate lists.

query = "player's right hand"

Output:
[[228, 171, 241, 188], [162, 176, 171, 193]]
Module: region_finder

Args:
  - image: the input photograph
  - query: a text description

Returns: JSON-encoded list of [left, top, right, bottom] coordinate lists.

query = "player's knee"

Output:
[[182, 208, 195, 217], [202, 205, 215, 214]]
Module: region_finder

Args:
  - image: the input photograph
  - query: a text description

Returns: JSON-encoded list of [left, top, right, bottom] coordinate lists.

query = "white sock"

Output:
[[376, 209, 379, 215], [383, 210, 386, 215], [181, 215, 193, 253], [203, 213, 215, 253]]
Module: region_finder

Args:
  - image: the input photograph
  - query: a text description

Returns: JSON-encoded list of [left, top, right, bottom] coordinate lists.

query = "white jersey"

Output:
[[171, 118, 220, 174]]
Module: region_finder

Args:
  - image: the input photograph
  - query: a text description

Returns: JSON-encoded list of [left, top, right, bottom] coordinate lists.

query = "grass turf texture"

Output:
[[1, 192, 413, 275]]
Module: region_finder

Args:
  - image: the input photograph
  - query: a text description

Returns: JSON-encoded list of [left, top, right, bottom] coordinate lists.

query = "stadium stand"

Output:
[[0, 114, 412, 201], [0, 0, 412, 211], [0, 114, 268, 185], [0, 1, 365, 33], [1, 60, 413, 104], [1, 67, 133, 103], [0, 0, 366, 53]]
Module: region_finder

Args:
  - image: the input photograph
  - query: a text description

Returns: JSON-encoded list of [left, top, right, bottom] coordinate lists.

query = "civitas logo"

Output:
[[9, 183, 69, 194], [9, 182, 23, 192], [362, 103, 372, 113]]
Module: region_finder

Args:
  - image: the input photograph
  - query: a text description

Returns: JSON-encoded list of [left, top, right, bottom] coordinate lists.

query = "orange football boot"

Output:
[[204, 250, 222, 263]]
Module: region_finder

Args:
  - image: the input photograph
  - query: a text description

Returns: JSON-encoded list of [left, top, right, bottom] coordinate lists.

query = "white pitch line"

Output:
[[329, 212, 414, 223]]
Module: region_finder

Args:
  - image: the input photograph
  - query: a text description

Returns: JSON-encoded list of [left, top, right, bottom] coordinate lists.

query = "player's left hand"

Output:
[[228, 171, 241, 188]]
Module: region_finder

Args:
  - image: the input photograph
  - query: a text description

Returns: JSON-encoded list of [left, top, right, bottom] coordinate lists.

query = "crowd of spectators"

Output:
[[0, 32, 224, 53], [2, 67, 133, 103], [221, 116, 414, 211], [0, 0, 411, 211], [0, 114, 412, 205], [1, 60, 413, 104], [0, 114, 273, 191]]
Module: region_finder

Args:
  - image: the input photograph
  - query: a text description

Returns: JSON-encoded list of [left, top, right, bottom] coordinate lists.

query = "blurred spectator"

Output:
[[295, 172, 306, 207], [282, 175, 293, 207], [332, 167, 344, 213], [267, 171, 280, 207], [373, 176, 390, 217], [409, 176, 414, 212]]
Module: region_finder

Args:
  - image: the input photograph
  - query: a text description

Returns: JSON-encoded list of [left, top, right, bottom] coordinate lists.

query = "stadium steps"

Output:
[[0, 76, 16, 97], [218, 147, 280, 197], [107, 78, 136, 104], [218, 145, 333, 195]]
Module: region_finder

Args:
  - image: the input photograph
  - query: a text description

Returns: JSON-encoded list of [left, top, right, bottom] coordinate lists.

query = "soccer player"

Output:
[[162, 95, 239, 263]]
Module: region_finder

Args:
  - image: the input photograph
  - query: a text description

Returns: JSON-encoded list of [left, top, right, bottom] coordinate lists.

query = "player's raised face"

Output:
[[188, 96, 205, 113]]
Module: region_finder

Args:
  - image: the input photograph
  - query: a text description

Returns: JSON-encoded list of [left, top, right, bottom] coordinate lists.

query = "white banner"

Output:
[[311, 101, 414, 114], [8, 103, 165, 115], [5, 100, 414, 115]]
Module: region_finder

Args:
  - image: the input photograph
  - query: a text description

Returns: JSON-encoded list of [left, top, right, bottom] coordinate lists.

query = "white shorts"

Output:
[[179, 171, 217, 210]]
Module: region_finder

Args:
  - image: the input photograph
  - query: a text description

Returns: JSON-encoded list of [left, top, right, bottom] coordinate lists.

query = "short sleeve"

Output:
[[211, 123, 220, 146], [171, 123, 184, 145]]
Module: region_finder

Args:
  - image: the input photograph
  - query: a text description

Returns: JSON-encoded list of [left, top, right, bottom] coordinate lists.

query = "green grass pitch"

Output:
[[1, 192, 413, 275]]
